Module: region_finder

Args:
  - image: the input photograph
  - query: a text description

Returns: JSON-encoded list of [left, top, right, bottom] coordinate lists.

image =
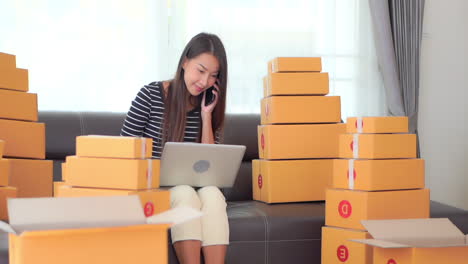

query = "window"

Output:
[[0, 0, 385, 118]]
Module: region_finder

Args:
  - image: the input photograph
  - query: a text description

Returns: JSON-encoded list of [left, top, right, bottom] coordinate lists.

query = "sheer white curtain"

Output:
[[0, 0, 163, 112], [164, 0, 385, 117], [0, 0, 384, 117]]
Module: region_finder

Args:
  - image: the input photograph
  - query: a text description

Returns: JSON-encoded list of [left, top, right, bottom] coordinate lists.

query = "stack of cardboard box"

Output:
[[322, 116, 429, 264], [252, 57, 346, 203], [0, 52, 53, 220], [55, 135, 170, 217]]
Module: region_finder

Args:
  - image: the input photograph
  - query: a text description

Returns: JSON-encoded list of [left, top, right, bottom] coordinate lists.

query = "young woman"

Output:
[[121, 32, 229, 264]]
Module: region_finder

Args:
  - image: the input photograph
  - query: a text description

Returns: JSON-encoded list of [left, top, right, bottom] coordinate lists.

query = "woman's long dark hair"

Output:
[[163, 32, 227, 144]]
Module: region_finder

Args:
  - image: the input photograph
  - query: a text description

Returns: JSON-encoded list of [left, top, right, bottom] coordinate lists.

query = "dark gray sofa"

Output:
[[1, 111, 468, 264]]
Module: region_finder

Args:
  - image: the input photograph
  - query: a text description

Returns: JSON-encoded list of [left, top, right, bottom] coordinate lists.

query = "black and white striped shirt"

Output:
[[121, 81, 205, 158]]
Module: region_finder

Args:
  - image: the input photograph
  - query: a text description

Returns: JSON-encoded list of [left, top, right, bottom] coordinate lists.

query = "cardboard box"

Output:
[[3, 196, 201, 264], [65, 156, 160, 190], [333, 159, 425, 191], [0, 186, 17, 220], [322, 226, 372, 264], [264, 72, 329, 96], [325, 188, 430, 230], [0, 52, 16, 69], [57, 186, 170, 217], [53, 181, 65, 196], [352, 218, 468, 264], [0, 119, 45, 159], [76, 135, 153, 159], [346, 116, 409, 134], [0, 159, 9, 186], [0, 89, 38, 121], [252, 159, 333, 203], [7, 158, 53, 197], [0, 67, 28, 92], [270, 57, 322, 72], [339, 133, 417, 159], [260, 96, 341, 124], [258, 123, 346, 159]]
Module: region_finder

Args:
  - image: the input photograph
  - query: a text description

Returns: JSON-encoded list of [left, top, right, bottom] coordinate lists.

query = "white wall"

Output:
[[419, 0, 468, 209]]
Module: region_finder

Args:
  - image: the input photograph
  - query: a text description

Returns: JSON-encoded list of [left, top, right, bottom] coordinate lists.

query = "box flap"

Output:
[[147, 206, 203, 226], [8, 196, 146, 234], [351, 239, 410, 248], [0, 221, 16, 235], [361, 218, 466, 247]]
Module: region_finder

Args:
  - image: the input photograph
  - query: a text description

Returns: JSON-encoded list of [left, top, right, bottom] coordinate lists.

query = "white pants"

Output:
[[170, 185, 229, 246]]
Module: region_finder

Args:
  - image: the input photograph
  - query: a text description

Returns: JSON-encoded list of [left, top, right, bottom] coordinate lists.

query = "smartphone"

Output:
[[204, 86, 216, 106]]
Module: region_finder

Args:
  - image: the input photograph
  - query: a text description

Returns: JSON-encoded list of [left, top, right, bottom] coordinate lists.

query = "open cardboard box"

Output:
[[1, 195, 202, 264], [351, 218, 468, 264]]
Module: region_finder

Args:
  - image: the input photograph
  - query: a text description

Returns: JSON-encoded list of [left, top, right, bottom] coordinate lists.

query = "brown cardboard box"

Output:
[[0, 159, 9, 186], [352, 218, 468, 264], [261, 96, 341, 124], [0, 119, 45, 159], [333, 159, 425, 191], [270, 57, 322, 72], [258, 123, 346, 159], [0, 68, 28, 92], [76, 135, 153, 159], [325, 188, 430, 230], [56, 186, 170, 217], [322, 226, 372, 264], [0, 89, 38, 121], [252, 159, 333, 203], [3, 196, 201, 264], [0, 186, 17, 220], [346, 116, 409, 134], [265, 72, 329, 96], [7, 158, 53, 198], [0, 52, 16, 69], [65, 156, 160, 190], [53, 181, 65, 197], [339, 133, 417, 159]]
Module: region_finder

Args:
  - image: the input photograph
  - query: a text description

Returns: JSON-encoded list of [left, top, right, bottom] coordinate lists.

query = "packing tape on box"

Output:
[[353, 134, 359, 158], [348, 159, 355, 189], [357, 117, 363, 133], [147, 159, 153, 189], [141, 137, 147, 158]]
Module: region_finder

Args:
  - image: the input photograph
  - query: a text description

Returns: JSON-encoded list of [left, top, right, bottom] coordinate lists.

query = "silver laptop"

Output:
[[160, 142, 246, 188]]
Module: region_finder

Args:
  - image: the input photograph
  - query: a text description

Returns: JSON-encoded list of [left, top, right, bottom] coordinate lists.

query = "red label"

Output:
[[350, 141, 354, 151], [258, 174, 263, 189], [261, 134, 265, 150], [338, 200, 352, 218], [144, 202, 154, 217], [387, 259, 397, 264], [346, 169, 357, 180], [337, 245, 349, 262]]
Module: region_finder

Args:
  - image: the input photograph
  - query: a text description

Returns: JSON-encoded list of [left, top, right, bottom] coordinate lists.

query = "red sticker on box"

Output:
[[338, 200, 352, 218], [350, 141, 354, 151], [346, 169, 357, 180], [354, 120, 364, 128], [337, 245, 349, 262], [258, 174, 263, 189], [261, 133, 265, 150], [144, 202, 154, 217], [387, 259, 397, 264]]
